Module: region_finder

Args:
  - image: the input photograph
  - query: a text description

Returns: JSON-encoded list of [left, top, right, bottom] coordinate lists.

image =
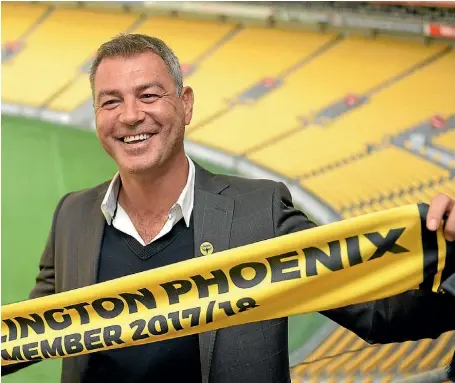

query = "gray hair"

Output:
[[89, 33, 183, 98]]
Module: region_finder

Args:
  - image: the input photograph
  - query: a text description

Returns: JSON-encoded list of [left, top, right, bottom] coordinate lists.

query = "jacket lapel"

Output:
[[71, 185, 107, 376], [77, 186, 107, 288], [193, 163, 234, 383]]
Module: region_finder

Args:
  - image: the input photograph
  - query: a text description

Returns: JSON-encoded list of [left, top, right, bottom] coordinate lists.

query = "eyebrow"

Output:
[[96, 82, 166, 104]]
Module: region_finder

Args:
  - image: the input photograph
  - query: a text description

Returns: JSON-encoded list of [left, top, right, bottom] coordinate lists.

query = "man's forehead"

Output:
[[94, 52, 172, 93], [97, 51, 167, 73]]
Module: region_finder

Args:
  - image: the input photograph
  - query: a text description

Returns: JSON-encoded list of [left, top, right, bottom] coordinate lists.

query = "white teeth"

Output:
[[123, 134, 152, 143]]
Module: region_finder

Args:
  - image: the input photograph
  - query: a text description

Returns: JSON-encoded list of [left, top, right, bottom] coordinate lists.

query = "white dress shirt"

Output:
[[100, 156, 195, 246]]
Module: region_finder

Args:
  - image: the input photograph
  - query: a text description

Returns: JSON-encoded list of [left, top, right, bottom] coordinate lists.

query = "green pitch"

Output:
[[1, 114, 326, 382]]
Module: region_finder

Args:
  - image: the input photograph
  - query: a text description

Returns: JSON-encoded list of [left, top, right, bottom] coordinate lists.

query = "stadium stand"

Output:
[[2, 4, 138, 106], [185, 26, 336, 128], [2, 3, 454, 382], [187, 36, 448, 156], [247, 48, 454, 178], [302, 146, 450, 212], [292, 328, 455, 382], [48, 16, 236, 112], [1, 1, 48, 44]]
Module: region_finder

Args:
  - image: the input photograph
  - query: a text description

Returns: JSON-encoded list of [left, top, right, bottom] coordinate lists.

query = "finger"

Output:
[[426, 194, 454, 231], [444, 205, 455, 242]]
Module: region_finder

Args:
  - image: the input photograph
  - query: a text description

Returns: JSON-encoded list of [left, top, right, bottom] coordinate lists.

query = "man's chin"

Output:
[[116, 156, 161, 175], [122, 162, 159, 174]]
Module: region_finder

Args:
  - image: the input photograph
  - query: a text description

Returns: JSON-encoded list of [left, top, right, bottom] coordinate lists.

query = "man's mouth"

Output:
[[121, 133, 153, 144]]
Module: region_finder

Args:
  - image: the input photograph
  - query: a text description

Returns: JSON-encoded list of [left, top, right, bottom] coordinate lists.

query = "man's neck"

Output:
[[118, 152, 189, 218]]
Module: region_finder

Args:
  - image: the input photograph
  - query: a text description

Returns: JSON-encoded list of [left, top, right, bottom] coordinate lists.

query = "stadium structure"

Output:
[[1, 1, 454, 383]]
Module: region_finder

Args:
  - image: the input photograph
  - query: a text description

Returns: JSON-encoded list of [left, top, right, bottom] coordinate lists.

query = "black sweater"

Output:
[[82, 218, 202, 383]]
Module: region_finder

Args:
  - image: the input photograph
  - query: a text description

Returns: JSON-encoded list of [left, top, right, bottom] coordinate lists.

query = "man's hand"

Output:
[[427, 194, 455, 241]]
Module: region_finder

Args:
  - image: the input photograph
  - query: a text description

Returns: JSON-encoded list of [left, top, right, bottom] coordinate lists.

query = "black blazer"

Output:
[[3, 163, 455, 382]]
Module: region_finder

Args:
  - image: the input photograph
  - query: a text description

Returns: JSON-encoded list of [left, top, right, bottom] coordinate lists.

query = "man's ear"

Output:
[[181, 86, 194, 126]]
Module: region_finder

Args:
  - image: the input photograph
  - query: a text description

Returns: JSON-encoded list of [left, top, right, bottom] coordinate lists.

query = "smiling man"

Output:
[[92, 47, 194, 246], [3, 33, 455, 383]]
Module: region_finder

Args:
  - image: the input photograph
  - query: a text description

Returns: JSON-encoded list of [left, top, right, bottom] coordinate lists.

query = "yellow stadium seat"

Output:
[[310, 327, 347, 359], [418, 331, 453, 371], [433, 129, 455, 152], [48, 76, 93, 112], [343, 345, 377, 374], [292, 326, 346, 376], [438, 344, 455, 367], [380, 199, 395, 210], [379, 341, 413, 371], [324, 338, 366, 374], [306, 331, 358, 374], [436, 179, 455, 196], [360, 343, 395, 374], [399, 338, 433, 372]]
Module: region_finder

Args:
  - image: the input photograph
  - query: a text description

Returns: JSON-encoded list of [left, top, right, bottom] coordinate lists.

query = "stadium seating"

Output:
[[247, 49, 454, 178], [2, 5, 137, 106], [2, 4, 454, 382], [341, 176, 455, 219], [302, 146, 450, 212], [1, 2, 48, 44], [188, 36, 447, 156], [292, 327, 455, 382], [48, 16, 236, 112], [185, 27, 337, 129]]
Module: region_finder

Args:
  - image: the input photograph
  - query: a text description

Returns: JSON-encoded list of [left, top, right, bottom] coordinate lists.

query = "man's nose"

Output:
[[119, 99, 146, 126]]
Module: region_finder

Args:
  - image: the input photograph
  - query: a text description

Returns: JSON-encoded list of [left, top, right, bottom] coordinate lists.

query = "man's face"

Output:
[[93, 52, 193, 174]]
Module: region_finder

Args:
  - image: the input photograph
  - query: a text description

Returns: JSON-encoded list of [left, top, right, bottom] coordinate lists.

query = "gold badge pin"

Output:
[[200, 241, 214, 256]]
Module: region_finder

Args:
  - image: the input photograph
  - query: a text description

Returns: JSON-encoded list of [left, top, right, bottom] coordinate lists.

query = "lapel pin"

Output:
[[200, 241, 214, 256]]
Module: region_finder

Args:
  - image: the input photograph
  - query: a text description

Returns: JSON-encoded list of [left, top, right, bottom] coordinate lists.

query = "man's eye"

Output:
[[102, 99, 118, 107], [142, 94, 159, 100]]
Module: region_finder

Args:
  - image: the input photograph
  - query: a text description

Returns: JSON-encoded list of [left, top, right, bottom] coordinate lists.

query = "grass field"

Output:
[[1, 114, 326, 382]]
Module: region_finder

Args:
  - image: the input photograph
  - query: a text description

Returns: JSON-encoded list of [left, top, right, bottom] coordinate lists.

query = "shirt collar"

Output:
[[101, 155, 195, 227]]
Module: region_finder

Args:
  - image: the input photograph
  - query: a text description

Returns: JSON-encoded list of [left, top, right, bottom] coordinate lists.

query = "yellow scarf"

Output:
[[1, 203, 452, 366]]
